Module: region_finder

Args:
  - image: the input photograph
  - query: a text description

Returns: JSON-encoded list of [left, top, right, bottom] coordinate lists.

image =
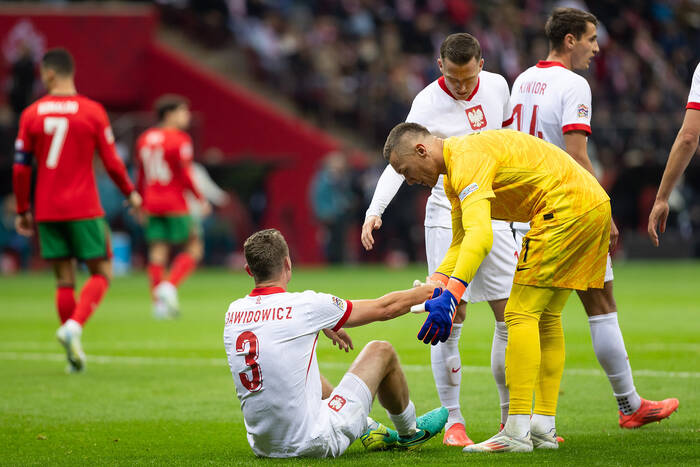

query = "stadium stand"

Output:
[[1, 1, 699, 268]]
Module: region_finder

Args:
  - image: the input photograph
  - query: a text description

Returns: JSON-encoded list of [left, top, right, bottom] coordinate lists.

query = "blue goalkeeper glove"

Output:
[[417, 277, 467, 345]]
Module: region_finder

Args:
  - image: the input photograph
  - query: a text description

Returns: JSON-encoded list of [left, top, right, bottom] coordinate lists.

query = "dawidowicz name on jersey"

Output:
[[225, 307, 293, 325]]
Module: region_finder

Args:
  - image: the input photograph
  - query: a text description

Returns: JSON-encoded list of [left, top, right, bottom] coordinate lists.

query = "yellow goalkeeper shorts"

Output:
[[513, 202, 611, 291]]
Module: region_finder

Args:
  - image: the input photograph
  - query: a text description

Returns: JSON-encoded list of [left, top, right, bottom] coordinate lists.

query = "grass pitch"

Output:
[[1, 261, 698, 465]]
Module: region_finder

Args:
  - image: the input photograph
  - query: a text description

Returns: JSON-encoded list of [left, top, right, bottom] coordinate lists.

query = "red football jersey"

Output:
[[135, 127, 202, 215], [14, 94, 134, 221]]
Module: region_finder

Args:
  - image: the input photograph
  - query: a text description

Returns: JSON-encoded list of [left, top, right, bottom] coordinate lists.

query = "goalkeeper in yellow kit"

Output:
[[383, 123, 610, 453]]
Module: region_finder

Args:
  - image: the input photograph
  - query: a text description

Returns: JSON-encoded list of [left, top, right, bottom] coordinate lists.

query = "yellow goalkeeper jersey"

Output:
[[442, 129, 609, 224]]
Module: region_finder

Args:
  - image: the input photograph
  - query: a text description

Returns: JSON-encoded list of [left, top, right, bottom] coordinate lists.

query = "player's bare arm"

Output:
[[564, 130, 619, 250], [343, 284, 436, 328], [361, 215, 382, 250], [648, 108, 700, 246]]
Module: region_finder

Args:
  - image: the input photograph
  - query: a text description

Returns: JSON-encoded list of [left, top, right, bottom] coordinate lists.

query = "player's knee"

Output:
[[365, 340, 396, 361], [582, 288, 617, 316], [504, 308, 537, 327]]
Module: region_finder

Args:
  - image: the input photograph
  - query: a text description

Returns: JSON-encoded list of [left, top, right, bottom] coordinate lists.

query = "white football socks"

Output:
[[491, 321, 509, 425], [530, 413, 556, 435], [388, 400, 417, 437], [504, 414, 530, 439], [588, 312, 641, 414], [430, 323, 464, 428]]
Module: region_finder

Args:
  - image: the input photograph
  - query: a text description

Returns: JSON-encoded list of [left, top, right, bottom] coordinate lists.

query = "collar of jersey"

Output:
[[249, 286, 286, 296], [438, 76, 480, 101], [536, 60, 567, 69]]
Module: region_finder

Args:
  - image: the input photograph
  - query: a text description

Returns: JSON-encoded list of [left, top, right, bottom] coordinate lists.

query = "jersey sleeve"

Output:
[[445, 139, 497, 209], [94, 104, 135, 196], [500, 76, 514, 128], [686, 63, 700, 110], [178, 135, 203, 200], [435, 171, 493, 283], [405, 90, 436, 128], [561, 77, 592, 135], [304, 291, 354, 332], [134, 136, 145, 195], [12, 109, 34, 214], [365, 164, 404, 218]]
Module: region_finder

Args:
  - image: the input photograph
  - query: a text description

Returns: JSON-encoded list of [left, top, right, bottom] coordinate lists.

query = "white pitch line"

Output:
[[0, 352, 698, 379]]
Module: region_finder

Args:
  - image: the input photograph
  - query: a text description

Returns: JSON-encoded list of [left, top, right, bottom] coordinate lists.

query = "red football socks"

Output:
[[168, 253, 196, 287], [71, 275, 109, 326], [56, 286, 76, 324], [147, 263, 164, 291]]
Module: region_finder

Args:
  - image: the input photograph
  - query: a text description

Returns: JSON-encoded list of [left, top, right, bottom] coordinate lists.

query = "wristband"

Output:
[[429, 272, 449, 286], [446, 277, 467, 302]]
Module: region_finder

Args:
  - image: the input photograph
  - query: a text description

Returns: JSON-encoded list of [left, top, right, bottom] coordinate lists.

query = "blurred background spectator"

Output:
[[310, 150, 354, 263]]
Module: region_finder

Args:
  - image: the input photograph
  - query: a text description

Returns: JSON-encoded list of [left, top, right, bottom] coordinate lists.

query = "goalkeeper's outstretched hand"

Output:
[[416, 276, 467, 345], [417, 289, 458, 345]]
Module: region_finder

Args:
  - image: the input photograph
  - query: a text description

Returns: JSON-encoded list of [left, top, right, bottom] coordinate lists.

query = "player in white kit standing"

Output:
[[648, 62, 700, 245], [361, 33, 518, 446], [224, 229, 448, 458], [509, 7, 678, 433]]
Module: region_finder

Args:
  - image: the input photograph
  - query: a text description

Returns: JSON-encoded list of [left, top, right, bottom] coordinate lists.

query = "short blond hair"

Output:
[[243, 229, 289, 283], [383, 122, 430, 161]]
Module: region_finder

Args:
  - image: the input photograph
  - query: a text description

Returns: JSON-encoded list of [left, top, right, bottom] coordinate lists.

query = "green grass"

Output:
[[1, 261, 699, 465]]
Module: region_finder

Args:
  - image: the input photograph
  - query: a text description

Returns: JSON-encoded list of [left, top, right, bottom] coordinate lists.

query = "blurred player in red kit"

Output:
[[135, 95, 208, 318], [13, 48, 141, 372]]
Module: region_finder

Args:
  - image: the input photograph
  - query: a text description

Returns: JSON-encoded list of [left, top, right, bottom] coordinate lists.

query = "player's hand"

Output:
[[200, 200, 212, 217], [322, 328, 354, 352], [417, 288, 458, 345], [361, 215, 382, 250], [647, 200, 669, 247], [14, 212, 33, 237], [609, 218, 620, 252], [125, 191, 143, 219], [413, 275, 446, 292]]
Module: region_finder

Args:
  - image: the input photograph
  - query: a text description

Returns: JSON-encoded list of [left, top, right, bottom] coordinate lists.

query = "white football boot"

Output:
[[154, 281, 179, 318], [56, 319, 86, 373], [463, 430, 533, 453]]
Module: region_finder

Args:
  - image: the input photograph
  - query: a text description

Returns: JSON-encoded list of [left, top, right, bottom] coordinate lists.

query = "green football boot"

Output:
[[397, 407, 448, 450], [361, 417, 399, 451]]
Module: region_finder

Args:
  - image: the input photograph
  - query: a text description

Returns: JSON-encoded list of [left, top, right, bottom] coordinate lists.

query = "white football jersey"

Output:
[[509, 61, 592, 151], [223, 286, 352, 457], [686, 62, 700, 110], [365, 70, 511, 228]]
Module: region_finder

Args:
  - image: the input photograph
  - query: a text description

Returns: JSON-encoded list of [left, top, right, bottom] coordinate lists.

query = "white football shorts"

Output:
[[425, 222, 518, 303], [300, 372, 372, 458], [513, 226, 614, 283]]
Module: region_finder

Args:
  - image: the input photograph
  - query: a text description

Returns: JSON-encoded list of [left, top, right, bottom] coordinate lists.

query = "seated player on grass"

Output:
[[223, 229, 448, 458]]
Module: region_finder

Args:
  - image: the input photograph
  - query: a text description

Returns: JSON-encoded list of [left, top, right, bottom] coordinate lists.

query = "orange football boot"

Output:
[[443, 423, 474, 446], [619, 398, 679, 429]]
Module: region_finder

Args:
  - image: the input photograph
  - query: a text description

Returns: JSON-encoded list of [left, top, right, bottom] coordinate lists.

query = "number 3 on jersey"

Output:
[[510, 104, 543, 139], [44, 117, 68, 168], [236, 331, 263, 392]]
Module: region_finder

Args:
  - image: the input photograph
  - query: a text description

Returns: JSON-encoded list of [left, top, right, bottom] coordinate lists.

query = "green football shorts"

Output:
[[145, 215, 193, 244], [37, 217, 111, 260]]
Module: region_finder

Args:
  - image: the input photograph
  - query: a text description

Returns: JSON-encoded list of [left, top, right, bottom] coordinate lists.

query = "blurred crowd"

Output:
[[2, 0, 700, 269], [224, 0, 700, 259]]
